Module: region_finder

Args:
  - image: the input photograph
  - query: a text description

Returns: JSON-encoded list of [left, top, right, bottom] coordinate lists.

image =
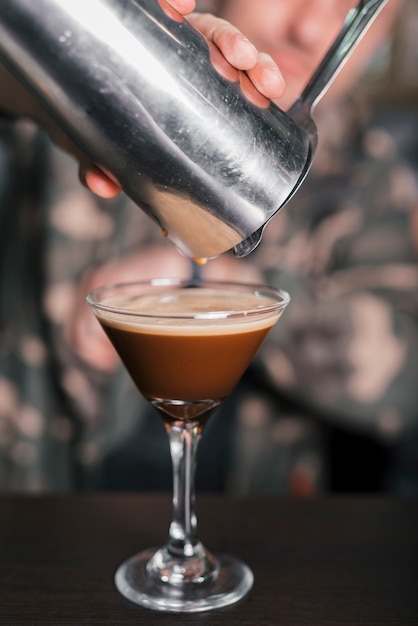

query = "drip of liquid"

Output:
[[193, 257, 208, 266]]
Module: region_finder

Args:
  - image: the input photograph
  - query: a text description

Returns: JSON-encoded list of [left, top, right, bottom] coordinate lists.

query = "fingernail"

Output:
[[241, 37, 257, 55]]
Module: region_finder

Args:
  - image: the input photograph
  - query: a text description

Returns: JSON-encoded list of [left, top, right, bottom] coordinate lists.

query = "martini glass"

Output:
[[86, 278, 289, 613]]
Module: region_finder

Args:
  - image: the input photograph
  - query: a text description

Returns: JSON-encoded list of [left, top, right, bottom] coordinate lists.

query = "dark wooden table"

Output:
[[0, 494, 417, 625]]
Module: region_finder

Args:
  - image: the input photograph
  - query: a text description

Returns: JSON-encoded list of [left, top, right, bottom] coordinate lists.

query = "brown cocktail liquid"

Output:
[[96, 288, 280, 423]]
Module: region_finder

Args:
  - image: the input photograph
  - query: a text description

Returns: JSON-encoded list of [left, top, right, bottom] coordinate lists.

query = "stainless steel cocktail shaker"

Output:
[[0, 0, 388, 259], [0, 0, 309, 258]]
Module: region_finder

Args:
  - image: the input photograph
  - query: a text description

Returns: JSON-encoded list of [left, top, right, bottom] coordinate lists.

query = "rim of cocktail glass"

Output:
[[86, 278, 290, 321]]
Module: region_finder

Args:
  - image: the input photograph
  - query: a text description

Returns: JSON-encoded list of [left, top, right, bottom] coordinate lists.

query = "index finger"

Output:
[[189, 13, 259, 70]]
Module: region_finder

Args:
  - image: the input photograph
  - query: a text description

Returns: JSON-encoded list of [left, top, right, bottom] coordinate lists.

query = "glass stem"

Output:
[[148, 418, 217, 584], [167, 420, 201, 556]]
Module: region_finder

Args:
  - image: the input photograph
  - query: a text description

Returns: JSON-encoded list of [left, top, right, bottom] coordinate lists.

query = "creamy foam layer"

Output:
[[95, 288, 282, 335]]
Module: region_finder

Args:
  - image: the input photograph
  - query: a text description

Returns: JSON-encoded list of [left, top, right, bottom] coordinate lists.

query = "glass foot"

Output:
[[115, 547, 253, 613]]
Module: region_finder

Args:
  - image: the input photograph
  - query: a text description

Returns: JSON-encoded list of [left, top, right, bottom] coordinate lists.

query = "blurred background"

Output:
[[0, 0, 417, 495]]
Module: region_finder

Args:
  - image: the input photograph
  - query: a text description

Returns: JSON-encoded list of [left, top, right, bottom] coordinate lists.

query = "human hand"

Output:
[[188, 12, 285, 107]]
